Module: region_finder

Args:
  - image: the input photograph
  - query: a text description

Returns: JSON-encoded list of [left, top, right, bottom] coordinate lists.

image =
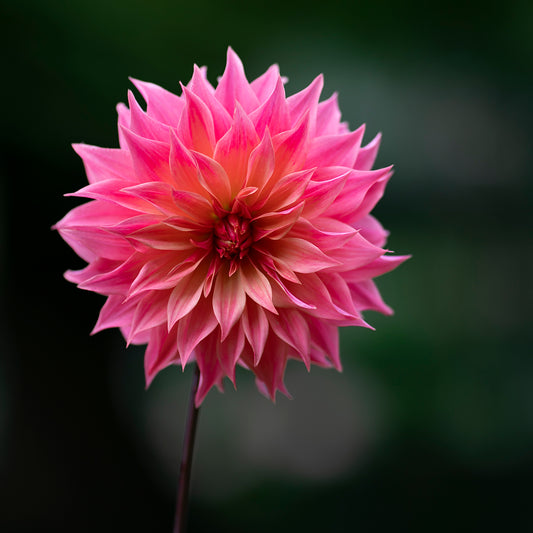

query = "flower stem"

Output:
[[173, 363, 201, 533]]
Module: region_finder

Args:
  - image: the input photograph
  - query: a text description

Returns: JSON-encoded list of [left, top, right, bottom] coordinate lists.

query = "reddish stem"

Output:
[[173, 364, 201, 533]]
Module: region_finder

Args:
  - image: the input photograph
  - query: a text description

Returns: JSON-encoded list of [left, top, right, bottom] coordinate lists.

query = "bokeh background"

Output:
[[2, 0, 532, 531]]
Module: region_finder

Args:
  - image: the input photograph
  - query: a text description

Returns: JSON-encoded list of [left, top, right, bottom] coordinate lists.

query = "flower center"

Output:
[[214, 214, 253, 260]]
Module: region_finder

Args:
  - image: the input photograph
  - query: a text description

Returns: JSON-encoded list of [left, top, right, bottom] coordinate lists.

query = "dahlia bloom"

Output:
[[55, 48, 408, 405]]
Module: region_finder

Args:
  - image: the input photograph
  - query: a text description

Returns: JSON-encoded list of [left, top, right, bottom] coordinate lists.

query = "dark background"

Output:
[[2, 0, 532, 531]]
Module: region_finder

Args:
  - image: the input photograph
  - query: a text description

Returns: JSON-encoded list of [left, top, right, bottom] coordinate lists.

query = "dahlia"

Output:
[[55, 48, 408, 406]]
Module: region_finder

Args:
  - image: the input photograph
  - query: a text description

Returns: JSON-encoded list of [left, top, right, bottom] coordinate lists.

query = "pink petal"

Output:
[[269, 237, 340, 273], [212, 263, 246, 339], [350, 279, 393, 315], [268, 310, 311, 369], [167, 261, 210, 329], [249, 76, 290, 137], [120, 126, 173, 183], [239, 258, 276, 313], [177, 296, 218, 367], [144, 325, 180, 387], [287, 74, 323, 135], [127, 90, 171, 142], [190, 151, 232, 207], [244, 130, 275, 195], [357, 214, 389, 247], [316, 92, 342, 136], [306, 125, 365, 168], [72, 144, 136, 184], [130, 78, 185, 126], [194, 333, 225, 406], [217, 323, 245, 384], [178, 85, 216, 156], [169, 130, 206, 194], [250, 63, 282, 101], [270, 113, 310, 181], [213, 103, 259, 196], [354, 133, 382, 171], [346, 254, 411, 283], [189, 64, 232, 140], [241, 303, 269, 365], [214, 47, 259, 114]]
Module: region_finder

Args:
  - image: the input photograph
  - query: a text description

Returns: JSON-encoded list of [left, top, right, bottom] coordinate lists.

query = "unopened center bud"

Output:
[[214, 214, 253, 260]]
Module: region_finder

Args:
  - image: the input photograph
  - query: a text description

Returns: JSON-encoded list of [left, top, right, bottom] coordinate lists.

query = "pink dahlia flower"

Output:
[[55, 48, 408, 405]]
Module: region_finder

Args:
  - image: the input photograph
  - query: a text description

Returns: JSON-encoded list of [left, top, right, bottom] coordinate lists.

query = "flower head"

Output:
[[55, 48, 408, 405]]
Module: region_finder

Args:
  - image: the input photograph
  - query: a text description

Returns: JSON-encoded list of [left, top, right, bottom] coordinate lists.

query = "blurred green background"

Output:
[[2, 0, 532, 531]]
